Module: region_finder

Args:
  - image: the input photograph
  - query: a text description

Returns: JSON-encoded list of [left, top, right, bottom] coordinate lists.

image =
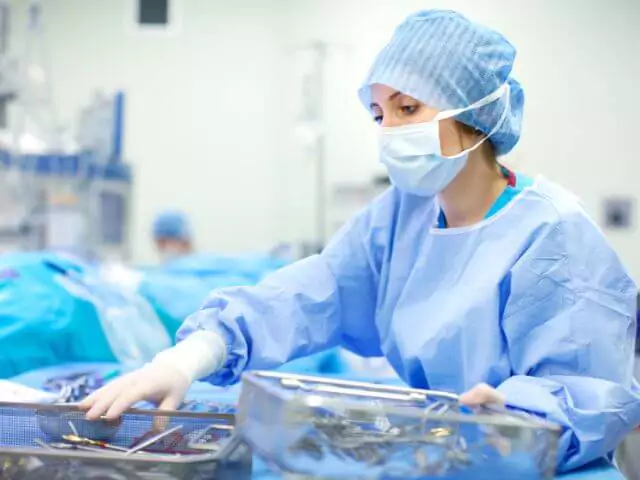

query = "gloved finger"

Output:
[[104, 386, 147, 420], [152, 396, 182, 431], [80, 380, 122, 410], [79, 391, 98, 410], [158, 396, 181, 412], [459, 383, 505, 406], [85, 385, 126, 420]]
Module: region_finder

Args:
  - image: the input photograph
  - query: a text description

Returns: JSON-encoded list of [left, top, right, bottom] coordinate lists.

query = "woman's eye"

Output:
[[400, 105, 419, 115], [373, 115, 383, 124]]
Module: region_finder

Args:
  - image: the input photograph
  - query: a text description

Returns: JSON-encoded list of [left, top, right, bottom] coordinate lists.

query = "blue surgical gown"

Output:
[[178, 177, 640, 471]]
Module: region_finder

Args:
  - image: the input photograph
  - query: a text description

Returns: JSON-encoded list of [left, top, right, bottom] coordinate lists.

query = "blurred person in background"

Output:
[[152, 210, 193, 263]]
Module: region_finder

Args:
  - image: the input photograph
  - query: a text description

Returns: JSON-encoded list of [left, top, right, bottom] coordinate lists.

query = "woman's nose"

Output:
[[381, 116, 404, 128]]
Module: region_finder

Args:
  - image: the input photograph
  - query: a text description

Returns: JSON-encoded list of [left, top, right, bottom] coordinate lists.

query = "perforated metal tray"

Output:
[[0, 401, 251, 479]]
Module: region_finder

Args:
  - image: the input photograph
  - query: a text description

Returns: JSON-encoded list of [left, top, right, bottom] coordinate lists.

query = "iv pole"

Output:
[[297, 42, 328, 256], [312, 43, 327, 254], [0, 0, 12, 128]]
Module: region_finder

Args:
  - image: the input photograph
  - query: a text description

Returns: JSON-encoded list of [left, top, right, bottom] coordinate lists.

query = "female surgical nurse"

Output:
[[82, 10, 640, 471]]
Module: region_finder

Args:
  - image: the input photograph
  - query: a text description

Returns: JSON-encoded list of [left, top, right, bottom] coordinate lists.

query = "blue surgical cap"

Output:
[[359, 10, 524, 156], [152, 210, 191, 241]]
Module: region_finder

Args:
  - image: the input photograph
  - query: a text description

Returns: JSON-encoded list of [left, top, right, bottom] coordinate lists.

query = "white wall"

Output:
[[8, 0, 640, 280]]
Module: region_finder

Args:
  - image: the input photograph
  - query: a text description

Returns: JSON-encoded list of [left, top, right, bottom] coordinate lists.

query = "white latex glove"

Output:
[[82, 362, 190, 420], [81, 330, 226, 420]]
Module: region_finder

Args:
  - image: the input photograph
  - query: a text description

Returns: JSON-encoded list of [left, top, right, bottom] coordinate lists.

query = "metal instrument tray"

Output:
[[236, 371, 561, 479], [0, 401, 251, 479]]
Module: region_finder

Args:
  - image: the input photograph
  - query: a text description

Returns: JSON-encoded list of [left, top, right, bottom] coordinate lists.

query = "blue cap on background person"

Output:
[[152, 209, 193, 262]]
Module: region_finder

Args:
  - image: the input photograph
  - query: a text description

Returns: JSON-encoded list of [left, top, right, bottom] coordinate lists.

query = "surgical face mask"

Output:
[[378, 83, 511, 196]]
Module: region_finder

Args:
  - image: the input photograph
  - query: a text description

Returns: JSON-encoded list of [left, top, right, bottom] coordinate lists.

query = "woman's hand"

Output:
[[81, 363, 191, 420], [458, 383, 512, 455], [459, 383, 505, 407]]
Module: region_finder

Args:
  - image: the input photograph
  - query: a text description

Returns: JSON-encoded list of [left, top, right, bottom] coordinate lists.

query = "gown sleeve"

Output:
[[176, 190, 396, 386], [497, 209, 640, 471]]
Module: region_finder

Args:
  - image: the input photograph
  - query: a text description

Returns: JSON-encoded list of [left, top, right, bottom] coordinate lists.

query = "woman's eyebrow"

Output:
[[369, 91, 403, 110]]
